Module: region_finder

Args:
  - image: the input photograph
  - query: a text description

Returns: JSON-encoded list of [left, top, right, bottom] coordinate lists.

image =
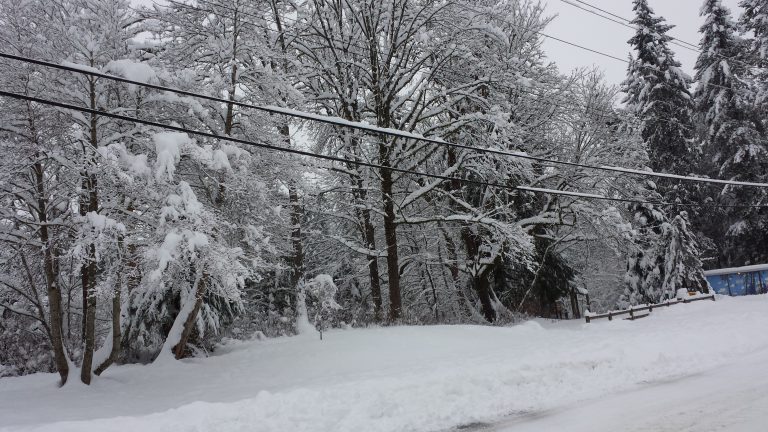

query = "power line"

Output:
[[0, 89, 653, 206], [557, 0, 697, 53], [457, 2, 754, 95], [2, 52, 767, 190], [559, 0, 756, 73], [567, 0, 699, 50], [2, 89, 765, 209]]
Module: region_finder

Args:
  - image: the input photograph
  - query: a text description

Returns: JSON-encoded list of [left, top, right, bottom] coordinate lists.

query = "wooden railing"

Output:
[[585, 294, 716, 323]]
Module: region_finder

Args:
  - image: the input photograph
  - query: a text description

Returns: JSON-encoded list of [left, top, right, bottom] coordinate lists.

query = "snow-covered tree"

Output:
[[740, 0, 768, 64], [621, 0, 709, 302], [739, 0, 768, 140], [623, 0, 696, 178], [0, 0, 698, 383], [624, 183, 709, 305], [664, 211, 710, 294], [696, 0, 768, 267], [624, 184, 672, 304]]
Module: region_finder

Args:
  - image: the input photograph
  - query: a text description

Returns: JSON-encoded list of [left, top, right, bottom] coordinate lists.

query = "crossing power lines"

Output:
[[2, 51, 768, 191], [3, 88, 767, 210]]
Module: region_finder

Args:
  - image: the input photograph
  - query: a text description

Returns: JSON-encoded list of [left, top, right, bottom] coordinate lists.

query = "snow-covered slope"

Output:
[[2, 295, 767, 432]]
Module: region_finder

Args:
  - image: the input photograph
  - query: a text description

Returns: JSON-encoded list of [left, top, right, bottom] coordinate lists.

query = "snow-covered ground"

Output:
[[1, 295, 767, 432], [495, 346, 768, 432]]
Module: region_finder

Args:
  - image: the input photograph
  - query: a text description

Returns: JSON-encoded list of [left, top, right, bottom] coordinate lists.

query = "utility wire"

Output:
[[0, 89, 649, 206], [558, 0, 697, 53], [457, 2, 753, 95], [2, 51, 768, 190], [3, 89, 766, 209], [567, 0, 699, 49], [559, 0, 756, 72]]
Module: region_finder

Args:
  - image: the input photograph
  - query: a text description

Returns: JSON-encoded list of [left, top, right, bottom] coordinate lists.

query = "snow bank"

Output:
[[2, 296, 768, 432]]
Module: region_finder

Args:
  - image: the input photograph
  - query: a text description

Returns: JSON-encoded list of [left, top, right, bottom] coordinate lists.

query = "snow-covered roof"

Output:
[[703, 264, 768, 277]]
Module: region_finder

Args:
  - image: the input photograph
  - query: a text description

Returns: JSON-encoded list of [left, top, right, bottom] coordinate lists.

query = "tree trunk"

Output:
[[173, 274, 207, 360], [215, 65, 237, 207], [34, 159, 69, 385], [474, 266, 496, 323], [362, 208, 383, 319], [95, 237, 123, 376], [80, 76, 100, 385], [462, 225, 497, 323], [443, 145, 493, 320], [270, 7, 308, 303], [569, 287, 581, 319], [352, 175, 383, 320], [80, 243, 97, 385], [381, 163, 402, 321], [288, 182, 305, 290]]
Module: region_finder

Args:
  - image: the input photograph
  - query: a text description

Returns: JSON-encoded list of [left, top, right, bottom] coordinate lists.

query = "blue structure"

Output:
[[703, 264, 768, 296]]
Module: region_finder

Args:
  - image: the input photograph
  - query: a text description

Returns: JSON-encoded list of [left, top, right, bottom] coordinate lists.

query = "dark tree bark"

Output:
[[95, 237, 123, 376], [380, 150, 402, 321], [352, 174, 383, 320], [94, 283, 121, 375], [569, 287, 581, 319], [33, 158, 69, 385], [80, 76, 100, 385], [462, 225, 496, 323], [173, 274, 207, 360]]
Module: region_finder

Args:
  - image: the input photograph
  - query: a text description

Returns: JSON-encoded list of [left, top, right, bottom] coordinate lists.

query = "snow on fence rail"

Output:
[[584, 294, 716, 323]]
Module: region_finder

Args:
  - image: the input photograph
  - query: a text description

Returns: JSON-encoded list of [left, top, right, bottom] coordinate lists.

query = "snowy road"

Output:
[[488, 346, 768, 432], [2, 295, 768, 432]]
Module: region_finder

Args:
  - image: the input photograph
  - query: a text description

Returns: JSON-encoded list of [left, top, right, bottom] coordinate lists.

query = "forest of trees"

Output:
[[0, 0, 766, 384]]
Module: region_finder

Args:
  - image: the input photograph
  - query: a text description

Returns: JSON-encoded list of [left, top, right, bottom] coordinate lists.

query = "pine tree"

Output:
[[740, 0, 768, 64], [696, 0, 768, 266], [622, 0, 697, 178], [622, 0, 709, 301], [739, 0, 768, 140], [624, 185, 670, 305], [624, 186, 709, 305], [664, 211, 710, 294]]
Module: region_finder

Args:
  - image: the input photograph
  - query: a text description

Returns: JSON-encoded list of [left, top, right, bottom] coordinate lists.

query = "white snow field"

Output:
[[2, 295, 768, 432]]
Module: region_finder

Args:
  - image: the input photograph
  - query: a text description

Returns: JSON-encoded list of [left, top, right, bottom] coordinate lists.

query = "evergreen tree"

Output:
[[622, 1, 709, 301], [739, 0, 768, 135], [696, 0, 768, 266], [664, 211, 710, 294], [740, 0, 768, 65], [624, 187, 709, 305], [622, 0, 697, 178], [624, 185, 670, 305]]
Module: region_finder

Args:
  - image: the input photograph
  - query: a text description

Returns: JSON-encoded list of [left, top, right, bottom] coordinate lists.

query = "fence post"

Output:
[[585, 315, 591, 324], [629, 307, 634, 320], [608, 312, 613, 321]]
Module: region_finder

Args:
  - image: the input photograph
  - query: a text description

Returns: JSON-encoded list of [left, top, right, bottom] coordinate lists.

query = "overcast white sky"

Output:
[[541, 0, 742, 85]]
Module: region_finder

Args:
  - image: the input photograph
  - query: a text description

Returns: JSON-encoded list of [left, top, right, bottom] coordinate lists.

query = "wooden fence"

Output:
[[585, 294, 716, 323]]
